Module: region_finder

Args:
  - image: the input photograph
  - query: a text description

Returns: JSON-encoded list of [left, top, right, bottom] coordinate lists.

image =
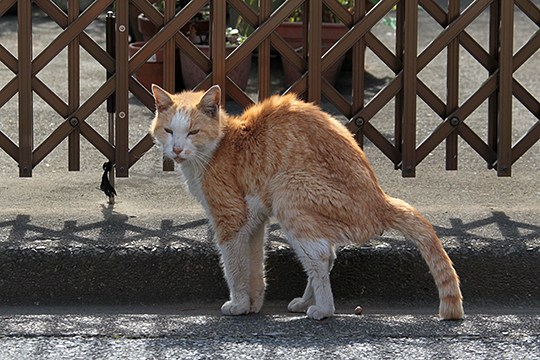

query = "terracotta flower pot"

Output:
[[129, 41, 164, 90], [137, 13, 160, 41], [137, 13, 192, 41], [180, 45, 252, 91], [275, 22, 348, 86], [129, 41, 186, 92]]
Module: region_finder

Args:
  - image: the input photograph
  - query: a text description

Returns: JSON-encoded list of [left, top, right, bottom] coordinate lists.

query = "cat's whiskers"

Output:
[[195, 150, 212, 164], [191, 150, 215, 173], [190, 153, 205, 169]]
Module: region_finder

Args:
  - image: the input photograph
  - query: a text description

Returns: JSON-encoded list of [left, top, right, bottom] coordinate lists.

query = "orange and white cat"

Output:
[[150, 85, 464, 320]]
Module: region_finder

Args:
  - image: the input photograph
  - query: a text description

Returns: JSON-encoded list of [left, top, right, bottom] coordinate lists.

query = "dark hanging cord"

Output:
[[100, 161, 117, 198]]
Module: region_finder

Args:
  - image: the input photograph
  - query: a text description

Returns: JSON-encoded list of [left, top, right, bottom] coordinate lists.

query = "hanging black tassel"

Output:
[[100, 161, 117, 197]]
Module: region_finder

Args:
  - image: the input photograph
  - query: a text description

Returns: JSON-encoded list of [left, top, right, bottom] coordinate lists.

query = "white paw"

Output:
[[250, 296, 264, 314], [306, 305, 334, 320], [287, 297, 312, 313], [221, 300, 250, 316]]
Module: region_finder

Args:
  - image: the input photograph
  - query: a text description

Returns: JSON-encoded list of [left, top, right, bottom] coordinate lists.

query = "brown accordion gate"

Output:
[[0, 0, 538, 178]]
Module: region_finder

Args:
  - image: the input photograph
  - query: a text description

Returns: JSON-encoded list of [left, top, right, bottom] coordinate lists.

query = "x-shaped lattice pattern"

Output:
[[0, 0, 538, 177]]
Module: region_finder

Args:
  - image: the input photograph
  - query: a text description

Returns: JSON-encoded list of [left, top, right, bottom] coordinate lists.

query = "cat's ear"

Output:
[[199, 85, 221, 118], [152, 84, 174, 112]]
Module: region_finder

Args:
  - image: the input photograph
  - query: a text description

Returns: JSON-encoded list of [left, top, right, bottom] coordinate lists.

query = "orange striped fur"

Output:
[[150, 85, 464, 320]]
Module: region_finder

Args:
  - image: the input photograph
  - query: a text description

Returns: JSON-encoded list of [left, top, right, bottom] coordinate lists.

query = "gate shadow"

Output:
[[0, 209, 538, 250], [267, 211, 540, 251], [0, 205, 211, 248]]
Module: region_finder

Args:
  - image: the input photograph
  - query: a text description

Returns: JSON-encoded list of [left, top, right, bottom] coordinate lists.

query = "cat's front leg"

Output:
[[218, 234, 251, 316], [248, 220, 267, 314]]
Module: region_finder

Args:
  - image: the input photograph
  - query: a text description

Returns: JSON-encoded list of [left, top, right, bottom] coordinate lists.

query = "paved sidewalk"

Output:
[[0, 304, 538, 359], [0, 7, 539, 308]]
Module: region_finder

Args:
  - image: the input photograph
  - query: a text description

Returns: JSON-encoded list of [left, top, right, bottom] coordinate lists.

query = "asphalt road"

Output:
[[0, 304, 538, 359]]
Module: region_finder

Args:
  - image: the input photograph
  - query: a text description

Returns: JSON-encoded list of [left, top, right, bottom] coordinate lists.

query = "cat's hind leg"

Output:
[[287, 236, 336, 320], [287, 277, 314, 313], [288, 244, 335, 314]]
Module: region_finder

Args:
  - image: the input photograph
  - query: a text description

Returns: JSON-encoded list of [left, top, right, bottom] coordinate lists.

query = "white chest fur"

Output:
[[179, 162, 208, 210]]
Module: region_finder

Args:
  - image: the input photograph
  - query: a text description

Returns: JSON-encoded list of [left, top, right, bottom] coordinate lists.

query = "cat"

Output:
[[149, 84, 464, 321]]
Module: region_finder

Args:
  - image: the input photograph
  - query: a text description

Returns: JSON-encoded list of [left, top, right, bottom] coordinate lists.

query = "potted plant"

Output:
[[136, 0, 194, 41], [180, 26, 253, 91], [51, 0, 94, 12], [276, 22, 348, 86], [275, 5, 348, 86], [129, 0, 190, 91]]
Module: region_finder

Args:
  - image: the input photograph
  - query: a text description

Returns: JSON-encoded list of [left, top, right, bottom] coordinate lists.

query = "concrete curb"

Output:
[[1, 234, 538, 306]]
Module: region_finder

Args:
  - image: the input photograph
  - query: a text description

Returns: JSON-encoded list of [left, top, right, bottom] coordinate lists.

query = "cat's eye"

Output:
[[164, 128, 173, 134], [188, 129, 200, 136]]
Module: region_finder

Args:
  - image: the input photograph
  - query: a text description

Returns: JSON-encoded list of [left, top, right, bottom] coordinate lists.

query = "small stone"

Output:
[[354, 306, 363, 315]]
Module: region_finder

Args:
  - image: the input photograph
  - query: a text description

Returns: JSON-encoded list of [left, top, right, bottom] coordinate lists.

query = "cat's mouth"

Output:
[[173, 156, 186, 163]]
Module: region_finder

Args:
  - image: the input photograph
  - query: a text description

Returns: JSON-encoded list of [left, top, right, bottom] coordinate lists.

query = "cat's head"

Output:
[[150, 85, 224, 165]]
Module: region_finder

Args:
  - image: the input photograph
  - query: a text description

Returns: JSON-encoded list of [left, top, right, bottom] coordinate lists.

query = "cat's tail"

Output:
[[385, 196, 464, 320]]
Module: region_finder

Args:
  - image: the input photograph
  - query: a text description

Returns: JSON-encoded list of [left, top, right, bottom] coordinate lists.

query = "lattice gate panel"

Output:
[[0, 0, 538, 178], [343, 0, 540, 176]]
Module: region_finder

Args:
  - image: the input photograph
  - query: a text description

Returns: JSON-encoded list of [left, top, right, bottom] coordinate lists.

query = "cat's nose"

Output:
[[173, 146, 182, 155]]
